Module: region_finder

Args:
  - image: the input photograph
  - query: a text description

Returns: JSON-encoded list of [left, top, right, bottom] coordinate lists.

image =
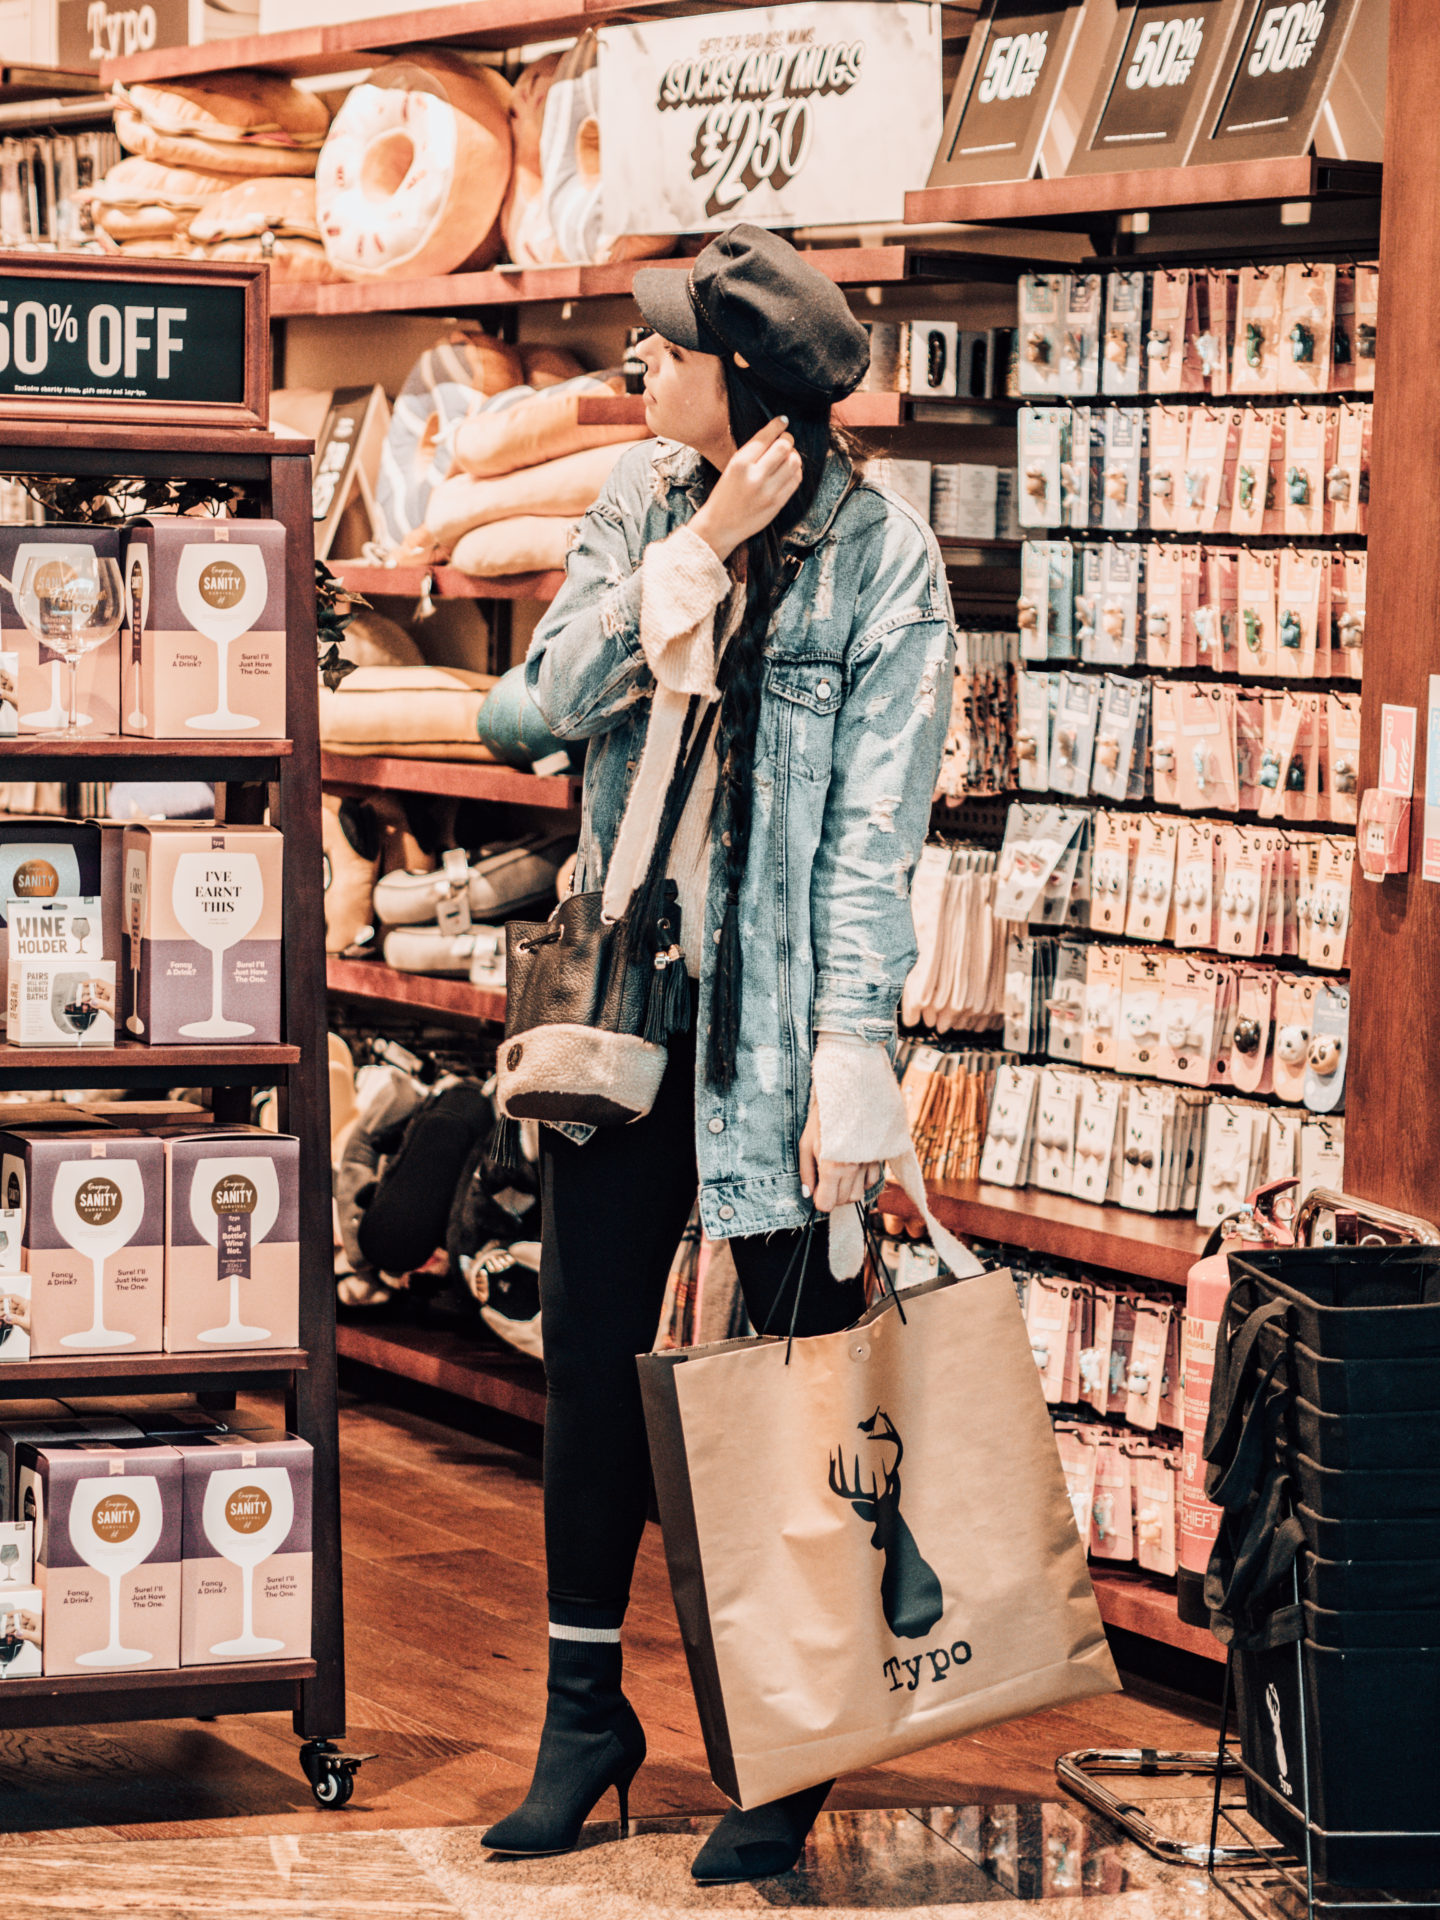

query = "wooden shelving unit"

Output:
[[327, 957, 506, 1026], [0, 400, 347, 1789], [321, 752, 580, 810], [1090, 1572, 1222, 1664], [326, 561, 564, 603], [335, 1320, 545, 1424]]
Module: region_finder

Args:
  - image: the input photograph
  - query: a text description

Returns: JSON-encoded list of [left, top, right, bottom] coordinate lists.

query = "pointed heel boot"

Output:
[[691, 1779, 834, 1885], [482, 1636, 646, 1858]]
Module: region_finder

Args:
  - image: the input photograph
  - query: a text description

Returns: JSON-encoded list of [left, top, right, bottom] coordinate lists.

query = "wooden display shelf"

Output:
[[328, 561, 564, 603], [906, 157, 1382, 232], [102, 0, 781, 83], [881, 1178, 1206, 1286], [1090, 1571, 1223, 1664], [321, 752, 580, 810], [0, 736, 291, 783], [0, 1039, 300, 1092], [0, 1349, 307, 1394], [0, 1659, 318, 1731], [0, 63, 107, 101], [327, 957, 506, 1026], [336, 1319, 545, 1425], [573, 392, 1016, 431]]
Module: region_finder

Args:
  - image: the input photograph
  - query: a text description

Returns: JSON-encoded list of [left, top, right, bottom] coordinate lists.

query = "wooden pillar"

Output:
[[1343, 0, 1440, 1226]]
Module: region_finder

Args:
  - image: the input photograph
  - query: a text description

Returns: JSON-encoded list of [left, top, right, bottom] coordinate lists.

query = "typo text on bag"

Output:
[[639, 1269, 1119, 1808]]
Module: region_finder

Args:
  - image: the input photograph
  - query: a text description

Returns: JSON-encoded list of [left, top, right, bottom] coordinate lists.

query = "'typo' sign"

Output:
[[598, 2, 943, 234]]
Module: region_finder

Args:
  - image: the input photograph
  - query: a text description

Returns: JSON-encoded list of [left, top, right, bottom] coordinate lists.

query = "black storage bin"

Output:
[[1228, 1246, 1440, 1359], [1235, 1637, 1440, 1887], [1304, 1601, 1440, 1648], [1293, 1397, 1440, 1469], [1294, 1453, 1440, 1519], [1294, 1341, 1440, 1415], [1299, 1503, 1440, 1561], [1304, 1553, 1440, 1612]]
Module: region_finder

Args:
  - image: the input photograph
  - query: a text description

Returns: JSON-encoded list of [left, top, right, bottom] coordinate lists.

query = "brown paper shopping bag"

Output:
[[638, 1269, 1119, 1808]]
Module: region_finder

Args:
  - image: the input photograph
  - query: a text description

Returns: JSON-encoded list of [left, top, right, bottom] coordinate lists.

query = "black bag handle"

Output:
[[1203, 1296, 1287, 1479], [1205, 1344, 1288, 1510]]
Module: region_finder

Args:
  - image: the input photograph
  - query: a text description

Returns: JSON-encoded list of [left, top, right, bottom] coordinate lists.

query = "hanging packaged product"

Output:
[[5, 899, 113, 1048], [1017, 409, 1065, 530], [1102, 270, 1144, 397], [1198, 272, 1234, 395], [1328, 403, 1371, 537], [1145, 271, 1200, 395], [2, 1125, 165, 1356], [180, 1431, 312, 1665], [1231, 266, 1283, 395], [1018, 274, 1066, 397], [16, 1439, 182, 1675], [1353, 264, 1379, 392], [162, 1127, 299, 1353], [1145, 405, 1189, 535], [1101, 409, 1144, 533], [1059, 273, 1101, 397], [123, 824, 283, 1046], [0, 526, 123, 737], [1283, 405, 1332, 538], [120, 520, 287, 740], [1279, 263, 1336, 396]]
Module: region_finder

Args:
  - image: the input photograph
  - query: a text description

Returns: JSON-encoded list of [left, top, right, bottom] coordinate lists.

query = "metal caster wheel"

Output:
[[299, 1738, 373, 1810]]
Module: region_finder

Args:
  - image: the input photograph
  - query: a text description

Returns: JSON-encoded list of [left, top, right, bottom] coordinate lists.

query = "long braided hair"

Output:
[[701, 362, 852, 1088]]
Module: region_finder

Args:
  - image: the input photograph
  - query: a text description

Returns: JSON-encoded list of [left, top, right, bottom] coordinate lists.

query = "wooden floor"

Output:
[[0, 1383, 1221, 1844]]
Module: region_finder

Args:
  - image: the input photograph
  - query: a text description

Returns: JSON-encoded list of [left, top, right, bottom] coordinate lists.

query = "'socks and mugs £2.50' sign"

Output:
[[598, 1, 943, 234], [0, 271, 245, 407]]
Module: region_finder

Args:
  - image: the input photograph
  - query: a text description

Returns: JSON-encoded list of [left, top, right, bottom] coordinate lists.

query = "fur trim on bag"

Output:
[[497, 1022, 668, 1125]]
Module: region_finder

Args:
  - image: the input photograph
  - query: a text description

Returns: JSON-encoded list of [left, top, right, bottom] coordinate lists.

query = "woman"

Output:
[[483, 225, 972, 1885]]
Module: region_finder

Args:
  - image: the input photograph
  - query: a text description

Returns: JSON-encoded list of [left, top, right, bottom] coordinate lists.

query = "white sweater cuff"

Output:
[[638, 524, 732, 699]]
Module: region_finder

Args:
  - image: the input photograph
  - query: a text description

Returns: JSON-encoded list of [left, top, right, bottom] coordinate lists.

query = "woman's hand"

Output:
[[798, 1105, 882, 1214], [690, 415, 803, 563]]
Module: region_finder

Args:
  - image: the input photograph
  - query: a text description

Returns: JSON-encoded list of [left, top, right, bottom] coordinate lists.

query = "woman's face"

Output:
[[637, 331, 735, 467]]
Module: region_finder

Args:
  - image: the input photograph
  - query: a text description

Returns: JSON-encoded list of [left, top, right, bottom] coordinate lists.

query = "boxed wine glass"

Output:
[[120, 520, 287, 739], [6, 897, 114, 1047], [0, 1407, 142, 1517], [0, 526, 123, 736], [161, 1127, 299, 1352], [0, 1126, 166, 1356], [0, 1585, 41, 1677], [0, 822, 108, 1012], [123, 824, 283, 1046], [15, 1439, 182, 1675], [179, 1431, 312, 1665]]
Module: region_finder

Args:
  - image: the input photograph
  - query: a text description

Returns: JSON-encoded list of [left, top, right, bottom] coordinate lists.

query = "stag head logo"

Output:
[[829, 1407, 944, 1641]]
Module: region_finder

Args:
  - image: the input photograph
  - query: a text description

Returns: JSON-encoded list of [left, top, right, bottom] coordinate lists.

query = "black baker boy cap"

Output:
[[633, 224, 870, 407]]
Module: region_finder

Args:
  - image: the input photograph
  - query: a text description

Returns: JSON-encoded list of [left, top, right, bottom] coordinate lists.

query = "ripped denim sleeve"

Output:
[[809, 613, 955, 1041], [525, 497, 652, 741]]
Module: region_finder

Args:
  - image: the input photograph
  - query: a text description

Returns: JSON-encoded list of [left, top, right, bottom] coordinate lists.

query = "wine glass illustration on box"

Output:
[[14, 548, 123, 736], [201, 1467, 293, 1657], [53, 1157, 146, 1350], [125, 848, 148, 1034], [191, 1155, 279, 1344], [0, 1541, 18, 1583], [69, 1474, 163, 1667], [173, 850, 264, 1039], [52, 967, 99, 1046], [175, 546, 267, 732]]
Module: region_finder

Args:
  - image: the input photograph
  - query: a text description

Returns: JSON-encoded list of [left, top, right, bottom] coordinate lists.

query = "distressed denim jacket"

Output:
[[525, 438, 955, 1240]]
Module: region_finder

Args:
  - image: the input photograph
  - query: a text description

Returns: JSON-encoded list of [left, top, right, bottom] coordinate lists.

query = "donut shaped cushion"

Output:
[[451, 515, 580, 578], [374, 326, 526, 548], [423, 441, 633, 554], [188, 175, 321, 243], [454, 373, 642, 477], [501, 51, 564, 268], [540, 30, 671, 267], [316, 53, 513, 282]]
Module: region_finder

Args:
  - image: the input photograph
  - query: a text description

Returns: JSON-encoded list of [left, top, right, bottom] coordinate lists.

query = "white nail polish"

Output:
[[801, 1184, 812, 1199]]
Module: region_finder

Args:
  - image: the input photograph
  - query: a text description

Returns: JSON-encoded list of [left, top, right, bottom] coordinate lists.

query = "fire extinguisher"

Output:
[[1177, 1179, 1295, 1627]]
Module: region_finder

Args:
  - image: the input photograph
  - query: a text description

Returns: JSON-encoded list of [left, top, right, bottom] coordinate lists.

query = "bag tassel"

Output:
[[643, 945, 691, 1044], [487, 1112, 524, 1176]]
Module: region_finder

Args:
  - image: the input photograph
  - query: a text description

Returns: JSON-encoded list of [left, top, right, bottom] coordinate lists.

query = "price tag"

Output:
[[0, 254, 266, 428], [928, 0, 1094, 188], [1069, 0, 1244, 172], [1192, 0, 1371, 164]]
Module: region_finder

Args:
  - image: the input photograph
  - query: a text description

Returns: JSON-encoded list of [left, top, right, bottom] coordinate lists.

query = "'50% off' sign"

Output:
[[0, 271, 246, 406]]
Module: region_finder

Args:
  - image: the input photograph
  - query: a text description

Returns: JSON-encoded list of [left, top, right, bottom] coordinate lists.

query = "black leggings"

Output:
[[538, 1022, 865, 1616]]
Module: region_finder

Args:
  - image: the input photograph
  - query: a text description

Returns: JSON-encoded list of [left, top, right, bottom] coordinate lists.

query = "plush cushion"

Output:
[[93, 155, 236, 208], [451, 515, 579, 578], [316, 53, 512, 282], [521, 345, 586, 389], [95, 203, 186, 240], [332, 606, 424, 669], [539, 31, 671, 267], [197, 234, 342, 282], [423, 440, 632, 553], [117, 75, 330, 144], [107, 234, 198, 258], [501, 51, 564, 268], [116, 107, 320, 177], [454, 372, 644, 477], [375, 327, 527, 548], [318, 664, 496, 746], [188, 174, 320, 242], [322, 792, 378, 954]]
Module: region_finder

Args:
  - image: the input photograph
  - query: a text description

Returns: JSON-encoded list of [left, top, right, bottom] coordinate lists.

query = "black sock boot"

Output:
[[690, 1779, 834, 1884], [482, 1630, 645, 1856]]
